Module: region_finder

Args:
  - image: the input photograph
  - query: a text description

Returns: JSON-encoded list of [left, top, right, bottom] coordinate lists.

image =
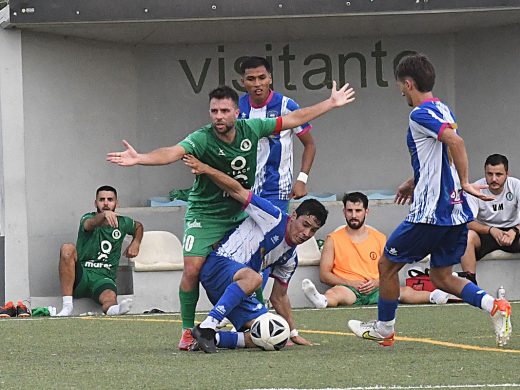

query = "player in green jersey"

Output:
[[107, 82, 355, 349], [57, 186, 144, 316]]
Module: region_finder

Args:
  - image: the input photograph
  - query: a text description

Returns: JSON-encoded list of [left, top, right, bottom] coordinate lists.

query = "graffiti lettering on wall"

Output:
[[179, 41, 415, 93]]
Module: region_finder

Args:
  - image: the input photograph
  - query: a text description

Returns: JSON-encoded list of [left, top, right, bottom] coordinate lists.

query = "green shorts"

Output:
[[343, 285, 380, 306], [183, 213, 247, 257], [73, 262, 117, 303]]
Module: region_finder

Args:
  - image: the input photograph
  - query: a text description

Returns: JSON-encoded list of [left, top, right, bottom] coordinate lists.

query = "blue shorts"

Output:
[[200, 254, 267, 331], [384, 221, 468, 268]]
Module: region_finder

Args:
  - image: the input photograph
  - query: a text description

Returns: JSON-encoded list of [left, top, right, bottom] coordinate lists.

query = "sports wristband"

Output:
[[488, 226, 494, 234], [290, 329, 299, 338], [296, 172, 308, 184]]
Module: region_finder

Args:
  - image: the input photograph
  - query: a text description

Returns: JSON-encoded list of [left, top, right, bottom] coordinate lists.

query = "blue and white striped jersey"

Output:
[[239, 91, 312, 201], [405, 98, 473, 226], [213, 192, 298, 286]]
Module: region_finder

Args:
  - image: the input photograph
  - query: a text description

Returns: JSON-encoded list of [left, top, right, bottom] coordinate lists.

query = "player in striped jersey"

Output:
[[348, 53, 512, 347], [239, 56, 316, 212], [183, 154, 327, 353]]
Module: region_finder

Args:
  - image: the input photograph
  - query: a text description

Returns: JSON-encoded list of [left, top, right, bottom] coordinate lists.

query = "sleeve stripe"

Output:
[[296, 124, 312, 137], [242, 191, 254, 210], [274, 117, 283, 133]]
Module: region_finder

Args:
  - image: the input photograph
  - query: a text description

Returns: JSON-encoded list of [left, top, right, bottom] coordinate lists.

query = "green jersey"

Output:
[[179, 118, 277, 219], [76, 212, 136, 280]]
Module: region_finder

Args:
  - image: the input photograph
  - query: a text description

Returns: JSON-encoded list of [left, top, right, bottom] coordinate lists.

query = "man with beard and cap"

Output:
[[302, 192, 450, 308], [56, 185, 143, 316]]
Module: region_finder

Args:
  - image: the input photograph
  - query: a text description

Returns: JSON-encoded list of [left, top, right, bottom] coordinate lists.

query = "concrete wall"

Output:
[[1, 24, 519, 299]]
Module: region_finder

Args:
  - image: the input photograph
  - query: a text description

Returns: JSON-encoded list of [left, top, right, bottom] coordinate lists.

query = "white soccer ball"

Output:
[[250, 312, 290, 351]]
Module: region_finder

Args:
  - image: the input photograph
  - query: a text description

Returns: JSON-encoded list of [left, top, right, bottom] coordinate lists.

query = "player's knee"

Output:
[[60, 243, 76, 263], [182, 259, 204, 280], [467, 230, 480, 246]]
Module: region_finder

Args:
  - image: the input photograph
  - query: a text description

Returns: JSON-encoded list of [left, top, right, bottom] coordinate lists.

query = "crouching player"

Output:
[[183, 154, 327, 353]]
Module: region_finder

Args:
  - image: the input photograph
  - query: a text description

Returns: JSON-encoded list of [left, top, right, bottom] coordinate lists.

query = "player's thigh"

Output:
[[327, 285, 357, 306], [200, 255, 245, 304], [430, 224, 468, 267], [183, 217, 241, 257]]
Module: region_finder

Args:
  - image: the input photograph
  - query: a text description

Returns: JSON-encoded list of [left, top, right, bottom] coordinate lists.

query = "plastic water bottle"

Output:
[[497, 286, 506, 299]]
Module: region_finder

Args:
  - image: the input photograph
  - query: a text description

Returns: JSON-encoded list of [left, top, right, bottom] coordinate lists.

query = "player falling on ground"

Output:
[[348, 53, 512, 347], [183, 154, 327, 353], [107, 83, 355, 349]]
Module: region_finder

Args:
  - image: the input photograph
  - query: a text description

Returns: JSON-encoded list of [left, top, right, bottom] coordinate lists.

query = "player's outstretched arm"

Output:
[[183, 154, 249, 204], [270, 280, 314, 346], [107, 140, 186, 166], [440, 129, 494, 202], [280, 81, 355, 131]]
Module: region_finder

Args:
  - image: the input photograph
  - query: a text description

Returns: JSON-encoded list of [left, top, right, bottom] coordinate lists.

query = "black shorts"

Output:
[[476, 227, 520, 260]]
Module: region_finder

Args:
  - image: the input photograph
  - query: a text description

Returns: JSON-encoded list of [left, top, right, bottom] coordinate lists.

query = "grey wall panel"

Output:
[[19, 25, 520, 297]]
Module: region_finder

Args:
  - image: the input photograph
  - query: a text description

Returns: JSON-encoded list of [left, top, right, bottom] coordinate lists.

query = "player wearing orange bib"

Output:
[[302, 192, 449, 307]]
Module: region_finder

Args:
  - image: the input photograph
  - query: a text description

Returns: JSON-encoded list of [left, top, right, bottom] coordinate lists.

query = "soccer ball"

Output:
[[250, 312, 290, 351]]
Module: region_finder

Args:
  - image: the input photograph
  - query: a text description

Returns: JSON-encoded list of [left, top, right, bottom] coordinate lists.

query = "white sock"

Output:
[[430, 289, 450, 304], [302, 279, 328, 309], [56, 296, 73, 317], [237, 332, 245, 348], [106, 298, 133, 316], [200, 316, 219, 330], [376, 319, 395, 337], [481, 294, 495, 314]]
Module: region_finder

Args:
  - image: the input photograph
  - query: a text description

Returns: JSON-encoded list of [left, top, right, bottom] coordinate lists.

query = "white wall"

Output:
[[6, 24, 520, 297]]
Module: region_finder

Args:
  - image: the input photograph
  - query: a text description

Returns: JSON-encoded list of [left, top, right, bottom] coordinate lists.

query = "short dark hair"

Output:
[[208, 85, 239, 107], [485, 154, 509, 171], [342, 192, 368, 209], [240, 56, 272, 75], [294, 199, 328, 227], [395, 53, 436, 93], [96, 185, 117, 198]]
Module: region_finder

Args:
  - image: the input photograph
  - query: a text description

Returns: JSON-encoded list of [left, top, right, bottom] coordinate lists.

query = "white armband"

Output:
[[290, 328, 299, 338], [296, 172, 308, 184]]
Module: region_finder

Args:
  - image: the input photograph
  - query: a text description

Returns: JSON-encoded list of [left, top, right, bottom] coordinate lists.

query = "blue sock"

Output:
[[208, 282, 247, 322], [460, 282, 486, 308], [378, 297, 399, 322], [216, 331, 238, 349]]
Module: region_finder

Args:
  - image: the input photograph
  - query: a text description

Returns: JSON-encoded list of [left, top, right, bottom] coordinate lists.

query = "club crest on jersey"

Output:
[[112, 229, 122, 240], [370, 251, 378, 260], [240, 139, 252, 151], [266, 110, 279, 118], [506, 192, 513, 201]]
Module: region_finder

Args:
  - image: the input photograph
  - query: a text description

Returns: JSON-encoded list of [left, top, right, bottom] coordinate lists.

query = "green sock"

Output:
[[179, 285, 199, 329], [254, 287, 264, 305]]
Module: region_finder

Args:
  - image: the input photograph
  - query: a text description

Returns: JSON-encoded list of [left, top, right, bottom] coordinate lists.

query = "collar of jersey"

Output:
[[249, 90, 274, 109]]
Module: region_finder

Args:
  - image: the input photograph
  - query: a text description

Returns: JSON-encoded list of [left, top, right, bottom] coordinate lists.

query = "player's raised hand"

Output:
[[103, 210, 118, 228], [107, 140, 139, 166], [329, 80, 355, 107], [462, 182, 495, 202], [183, 154, 208, 175]]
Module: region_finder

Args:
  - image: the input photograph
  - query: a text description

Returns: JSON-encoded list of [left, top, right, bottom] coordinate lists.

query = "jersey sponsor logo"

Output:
[[450, 189, 463, 205], [84, 261, 112, 270], [230, 156, 250, 183], [492, 203, 504, 212], [506, 192, 513, 201], [112, 229, 122, 240], [97, 240, 113, 261], [369, 251, 378, 260], [187, 219, 202, 229], [240, 139, 252, 152], [266, 110, 279, 118]]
